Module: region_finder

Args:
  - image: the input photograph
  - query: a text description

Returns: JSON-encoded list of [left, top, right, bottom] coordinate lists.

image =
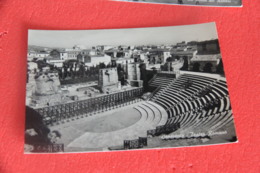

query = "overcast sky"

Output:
[[28, 22, 218, 48]]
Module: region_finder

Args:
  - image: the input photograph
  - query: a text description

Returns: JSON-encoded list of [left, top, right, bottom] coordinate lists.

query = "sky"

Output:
[[28, 22, 219, 48]]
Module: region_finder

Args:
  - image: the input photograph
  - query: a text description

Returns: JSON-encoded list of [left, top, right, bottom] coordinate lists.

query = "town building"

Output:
[[27, 50, 50, 60], [190, 39, 221, 72], [171, 50, 197, 71], [84, 54, 112, 67], [60, 52, 68, 60], [148, 49, 171, 64], [113, 57, 135, 65], [46, 57, 64, 68]]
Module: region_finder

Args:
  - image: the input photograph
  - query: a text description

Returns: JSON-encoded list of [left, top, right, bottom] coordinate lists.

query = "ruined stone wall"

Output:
[[98, 68, 119, 93], [127, 63, 141, 81]]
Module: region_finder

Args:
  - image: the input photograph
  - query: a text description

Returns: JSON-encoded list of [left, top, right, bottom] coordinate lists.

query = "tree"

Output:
[[166, 56, 173, 62], [25, 106, 51, 151], [99, 62, 106, 69], [79, 63, 85, 77], [180, 56, 189, 71]]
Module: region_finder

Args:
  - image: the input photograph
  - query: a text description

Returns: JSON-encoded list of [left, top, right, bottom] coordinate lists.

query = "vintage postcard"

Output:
[[25, 22, 237, 153], [115, 0, 242, 7]]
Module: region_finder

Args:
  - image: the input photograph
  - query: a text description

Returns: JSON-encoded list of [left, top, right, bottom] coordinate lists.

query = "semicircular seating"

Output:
[[147, 73, 234, 140]]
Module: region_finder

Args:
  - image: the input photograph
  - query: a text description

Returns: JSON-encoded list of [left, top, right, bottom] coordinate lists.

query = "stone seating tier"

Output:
[[148, 73, 233, 142]]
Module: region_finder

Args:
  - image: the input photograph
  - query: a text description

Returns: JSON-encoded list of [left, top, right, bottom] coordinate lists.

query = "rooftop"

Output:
[[191, 54, 221, 61]]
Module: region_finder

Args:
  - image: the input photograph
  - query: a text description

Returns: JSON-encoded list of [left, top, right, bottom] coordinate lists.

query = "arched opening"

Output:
[[203, 63, 213, 73], [192, 62, 201, 72]]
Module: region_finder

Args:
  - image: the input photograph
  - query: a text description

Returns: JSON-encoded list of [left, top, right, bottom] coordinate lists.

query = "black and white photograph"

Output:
[[116, 0, 242, 7], [25, 22, 237, 153]]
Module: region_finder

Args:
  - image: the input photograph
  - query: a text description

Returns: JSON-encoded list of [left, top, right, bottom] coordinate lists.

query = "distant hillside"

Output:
[[28, 45, 65, 52]]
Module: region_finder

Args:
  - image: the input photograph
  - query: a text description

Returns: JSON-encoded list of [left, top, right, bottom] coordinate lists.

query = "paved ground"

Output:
[[50, 100, 169, 152], [79, 108, 141, 133], [50, 101, 145, 151]]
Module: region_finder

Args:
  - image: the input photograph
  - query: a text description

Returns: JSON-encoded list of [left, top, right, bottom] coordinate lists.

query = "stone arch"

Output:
[[192, 62, 201, 72], [203, 62, 213, 73]]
